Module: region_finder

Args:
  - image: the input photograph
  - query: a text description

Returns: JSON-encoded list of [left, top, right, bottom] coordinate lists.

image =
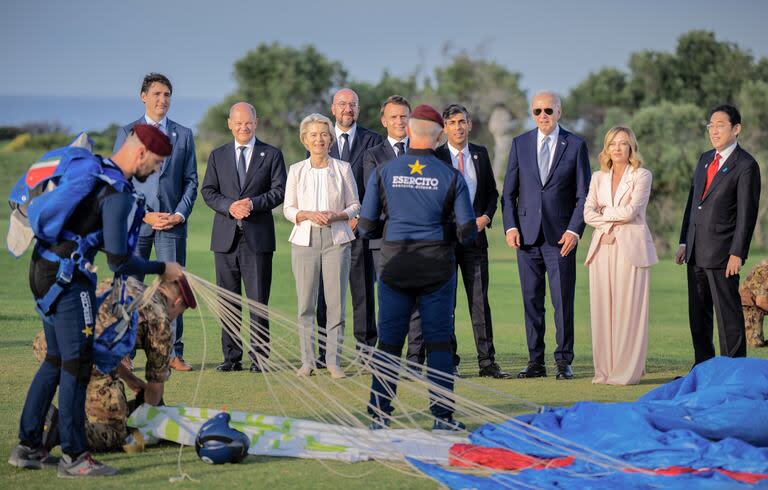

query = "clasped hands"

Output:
[[299, 210, 346, 226], [229, 198, 254, 220], [143, 212, 183, 231]]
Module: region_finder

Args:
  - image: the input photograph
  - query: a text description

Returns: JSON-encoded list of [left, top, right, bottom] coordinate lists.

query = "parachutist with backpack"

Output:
[[8, 124, 184, 478]]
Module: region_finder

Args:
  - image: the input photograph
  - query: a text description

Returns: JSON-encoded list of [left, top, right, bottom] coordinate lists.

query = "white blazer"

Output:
[[284, 157, 360, 246], [584, 166, 658, 268]]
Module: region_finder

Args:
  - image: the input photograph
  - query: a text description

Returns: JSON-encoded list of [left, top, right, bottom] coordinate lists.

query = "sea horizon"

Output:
[[0, 94, 218, 134]]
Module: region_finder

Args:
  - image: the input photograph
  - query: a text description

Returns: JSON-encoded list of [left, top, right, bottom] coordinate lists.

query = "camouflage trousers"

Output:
[[743, 305, 766, 348], [85, 372, 129, 452]]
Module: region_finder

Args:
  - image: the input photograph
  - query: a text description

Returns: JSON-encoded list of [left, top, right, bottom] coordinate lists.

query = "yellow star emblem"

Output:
[[408, 160, 426, 175], [82, 325, 93, 337]]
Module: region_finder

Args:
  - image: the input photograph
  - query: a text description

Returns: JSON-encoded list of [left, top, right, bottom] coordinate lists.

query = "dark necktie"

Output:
[[340, 133, 351, 162], [702, 152, 721, 197], [237, 146, 248, 188], [394, 142, 405, 156]]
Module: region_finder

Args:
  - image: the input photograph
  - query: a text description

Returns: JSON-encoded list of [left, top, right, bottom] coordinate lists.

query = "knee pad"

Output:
[[424, 341, 451, 353], [44, 354, 62, 368], [377, 341, 403, 357]]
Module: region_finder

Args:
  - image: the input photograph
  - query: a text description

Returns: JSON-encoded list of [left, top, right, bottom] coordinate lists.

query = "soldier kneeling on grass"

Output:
[[740, 258, 768, 348], [32, 275, 196, 452]]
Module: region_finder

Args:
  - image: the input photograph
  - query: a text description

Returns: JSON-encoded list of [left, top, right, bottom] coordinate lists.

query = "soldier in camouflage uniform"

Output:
[[32, 275, 197, 451], [740, 258, 768, 348]]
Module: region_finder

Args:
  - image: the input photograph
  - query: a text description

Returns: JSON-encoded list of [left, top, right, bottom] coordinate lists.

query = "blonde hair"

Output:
[[598, 125, 644, 171], [299, 113, 336, 149]]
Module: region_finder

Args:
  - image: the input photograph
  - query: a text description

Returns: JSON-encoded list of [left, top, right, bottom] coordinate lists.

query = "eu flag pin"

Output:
[[260, 152, 265, 157]]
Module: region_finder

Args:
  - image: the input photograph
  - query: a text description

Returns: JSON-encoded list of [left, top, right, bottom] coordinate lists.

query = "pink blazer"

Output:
[[584, 166, 658, 268]]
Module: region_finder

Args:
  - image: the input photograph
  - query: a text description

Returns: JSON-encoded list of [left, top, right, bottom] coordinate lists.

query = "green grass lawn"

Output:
[[1, 152, 766, 488]]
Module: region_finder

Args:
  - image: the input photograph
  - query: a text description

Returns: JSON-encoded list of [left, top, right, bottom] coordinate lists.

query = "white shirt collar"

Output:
[[387, 136, 408, 149], [335, 123, 357, 144], [537, 125, 559, 146], [448, 142, 470, 159], [144, 115, 168, 129], [234, 137, 256, 150], [716, 140, 738, 166]]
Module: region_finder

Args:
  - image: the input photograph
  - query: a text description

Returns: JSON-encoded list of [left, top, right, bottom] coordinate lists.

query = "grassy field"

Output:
[[1, 150, 766, 488]]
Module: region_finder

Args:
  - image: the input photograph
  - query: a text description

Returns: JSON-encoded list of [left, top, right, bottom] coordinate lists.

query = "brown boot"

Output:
[[169, 356, 193, 372]]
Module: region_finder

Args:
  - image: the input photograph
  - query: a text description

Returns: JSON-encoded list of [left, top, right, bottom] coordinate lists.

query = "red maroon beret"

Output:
[[133, 124, 172, 157], [410, 104, 444, 127], [175, 274, 197, 309]]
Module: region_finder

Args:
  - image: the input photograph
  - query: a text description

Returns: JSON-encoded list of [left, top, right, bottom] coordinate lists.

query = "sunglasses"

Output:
[[533, 108, 554, 116]]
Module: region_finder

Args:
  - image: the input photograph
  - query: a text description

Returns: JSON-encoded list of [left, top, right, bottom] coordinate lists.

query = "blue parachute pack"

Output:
[[7, 133, 145, 373]]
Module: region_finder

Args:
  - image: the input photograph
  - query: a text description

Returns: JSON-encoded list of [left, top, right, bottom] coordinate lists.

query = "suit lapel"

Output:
[[383, 142, 396, 162], [242, 140, 265, 195], [161, 119, 177, 175], [329, 141, 340, 159], [528, 131, 543, 187], [544, 130, 568, 186], [613, 167, 633, 205], [701, 146, 741, 202]]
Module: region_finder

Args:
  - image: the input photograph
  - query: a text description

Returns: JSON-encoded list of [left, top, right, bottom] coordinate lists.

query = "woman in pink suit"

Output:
[[584, 126, 658, 385]]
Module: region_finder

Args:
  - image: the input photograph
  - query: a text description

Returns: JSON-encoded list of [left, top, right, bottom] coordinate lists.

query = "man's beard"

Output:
[[134, 173, 149, 183]]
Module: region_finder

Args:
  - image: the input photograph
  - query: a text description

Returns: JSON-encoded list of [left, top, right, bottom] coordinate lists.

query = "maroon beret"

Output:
[[175, 274, 197, 309], [410, 104, 444, 127], [133, 124, 172, 157]]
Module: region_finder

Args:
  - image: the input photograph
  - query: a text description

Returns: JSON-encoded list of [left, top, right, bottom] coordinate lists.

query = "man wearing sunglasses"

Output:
[[501, 91, 591, 380]]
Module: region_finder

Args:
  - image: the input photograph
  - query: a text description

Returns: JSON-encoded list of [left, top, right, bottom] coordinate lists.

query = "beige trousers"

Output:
[[588, 241, 650, 385]]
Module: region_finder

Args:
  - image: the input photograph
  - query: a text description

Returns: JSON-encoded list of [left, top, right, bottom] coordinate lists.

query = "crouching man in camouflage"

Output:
[[32, 275, 197, 452], [740, 258, 768, 348]]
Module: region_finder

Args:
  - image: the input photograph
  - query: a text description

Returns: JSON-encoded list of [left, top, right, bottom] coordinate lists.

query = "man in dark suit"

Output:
[[501, 91, 591, 380], [315, 88, 382, 366], [362, 95, 426, 366], [675, 103, 761, 365], [436, 104, 510, 379], [201, 102, 286, 372], [114, 73, 198, 372]]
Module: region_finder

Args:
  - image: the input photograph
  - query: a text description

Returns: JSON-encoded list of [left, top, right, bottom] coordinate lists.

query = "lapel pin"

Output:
[[172, 132, 177, 138], [722, 167, 728, 173], [473, 154, 478, 160], [260, 152, 265, 157]]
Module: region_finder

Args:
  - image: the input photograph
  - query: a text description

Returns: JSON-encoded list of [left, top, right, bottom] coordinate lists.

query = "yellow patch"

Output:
[[408, 160, 426, 175], [82, 325, 93, 337]]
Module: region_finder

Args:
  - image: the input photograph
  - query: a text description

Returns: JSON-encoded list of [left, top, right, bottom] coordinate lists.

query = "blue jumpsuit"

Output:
[[359, 148, 476, 419], [19, 158, 164, 458]]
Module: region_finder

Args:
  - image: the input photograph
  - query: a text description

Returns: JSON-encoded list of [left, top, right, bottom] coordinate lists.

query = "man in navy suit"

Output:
[[114, 73, 198, 372], [436, 104, 510, 379], [676, 104, 761, 365], [315, 88, 382, 366], [501, 91, 591, 380], [201, 102, 286, 373]]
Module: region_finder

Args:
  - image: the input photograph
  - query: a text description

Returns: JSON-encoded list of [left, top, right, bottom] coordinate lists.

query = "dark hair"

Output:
[[442, 104, 471, 122], [141, 73, 173, 95], [708, 104, 741, 126], [379, 95, 411, 117]]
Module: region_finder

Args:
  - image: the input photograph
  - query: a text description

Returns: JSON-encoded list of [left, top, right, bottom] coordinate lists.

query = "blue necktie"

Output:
[[538, 136, 551, 183]]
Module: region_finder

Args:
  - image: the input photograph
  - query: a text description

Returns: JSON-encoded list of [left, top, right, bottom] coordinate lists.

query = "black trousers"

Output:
[[687, 262, 746, 365], [454, 244, 496, 368], [316, 237, 377, 360], [214, 232, 272, 365]]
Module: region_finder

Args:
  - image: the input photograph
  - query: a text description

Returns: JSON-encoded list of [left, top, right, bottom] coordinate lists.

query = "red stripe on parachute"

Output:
[[25, 160, 60, 188]]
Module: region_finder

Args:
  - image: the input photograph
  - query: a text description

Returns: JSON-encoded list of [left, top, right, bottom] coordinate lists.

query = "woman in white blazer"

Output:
[[284, 113, 360, 379], [584, 126, 658, 385]]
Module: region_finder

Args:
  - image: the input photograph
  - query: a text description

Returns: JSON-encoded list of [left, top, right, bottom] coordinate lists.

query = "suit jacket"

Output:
[[114, 118, 198, 237], [584, 167, 658, 268], [283, 157, 360, 246], [679, 144, 761, 269], [201, 139, 287, 253], [329, 125, 382, 202], [501, 126, 591, 246], [362, 139, 407, 249], [436, 142, 499, 249]]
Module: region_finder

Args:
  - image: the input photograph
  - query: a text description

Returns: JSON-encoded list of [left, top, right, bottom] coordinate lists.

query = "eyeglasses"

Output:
[[533, 108, 554, 116], [335, 102, 358, 109], [706, 123, 731, 132]]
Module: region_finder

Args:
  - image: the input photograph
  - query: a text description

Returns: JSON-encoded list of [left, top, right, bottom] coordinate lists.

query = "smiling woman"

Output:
[[283, 113, 360, 379]]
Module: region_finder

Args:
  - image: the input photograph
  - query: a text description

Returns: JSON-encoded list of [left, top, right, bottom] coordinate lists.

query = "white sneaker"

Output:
[[296, 365, 314, 377], [328, 366, 347, 379]]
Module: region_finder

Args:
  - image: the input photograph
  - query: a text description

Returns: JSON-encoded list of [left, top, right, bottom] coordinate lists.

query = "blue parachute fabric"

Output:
[[415, 357, 768, 489], [93, 281, 138, 374]]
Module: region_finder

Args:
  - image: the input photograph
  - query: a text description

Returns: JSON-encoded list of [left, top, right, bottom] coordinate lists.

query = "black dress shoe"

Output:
[[479, 363, 513, 379], [555, 362, 573, 380], [216, 362, 233, 372], [517, 361, 547, 379], [249, 363, 263, 373]]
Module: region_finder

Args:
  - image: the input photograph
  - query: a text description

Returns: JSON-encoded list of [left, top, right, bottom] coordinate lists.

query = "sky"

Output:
[[2, 0, 767, 101]]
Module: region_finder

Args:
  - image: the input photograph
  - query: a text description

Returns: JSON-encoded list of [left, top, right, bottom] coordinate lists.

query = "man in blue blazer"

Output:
[[201, 102, 286, 373], [113, 73, 198, 372], [501, 91, 591, 380], [315, 88, 382, 366]]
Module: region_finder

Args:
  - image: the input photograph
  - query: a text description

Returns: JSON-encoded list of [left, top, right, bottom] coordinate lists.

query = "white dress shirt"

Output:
[[335, 123, 357, 157], [537, 125, 559, 173], [715, 141, 738, 170], [387, 136, 409, 155], [233, 137, 256, 173], [448, 142, 477, 204], [144, 115, 168, 134]]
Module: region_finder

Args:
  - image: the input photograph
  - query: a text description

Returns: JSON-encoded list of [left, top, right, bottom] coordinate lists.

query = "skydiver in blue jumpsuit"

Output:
[[8, 125, 184, 477], [358, 105, 477, 431]]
